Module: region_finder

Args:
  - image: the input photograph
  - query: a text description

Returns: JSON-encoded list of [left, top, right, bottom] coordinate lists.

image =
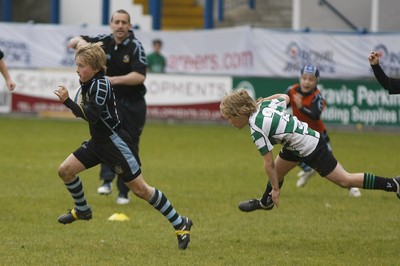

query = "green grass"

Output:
[[1, 116, 400, 265]]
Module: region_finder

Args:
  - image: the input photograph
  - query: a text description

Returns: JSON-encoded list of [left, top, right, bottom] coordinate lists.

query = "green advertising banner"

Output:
[[233, 77, 400, 127]]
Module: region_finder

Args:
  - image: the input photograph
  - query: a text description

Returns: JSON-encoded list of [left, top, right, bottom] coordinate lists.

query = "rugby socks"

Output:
[[64, 176, 91, 212], [363, 173, 398, 192], [261, 180, 284, 206], [148, 188, 183, 230]]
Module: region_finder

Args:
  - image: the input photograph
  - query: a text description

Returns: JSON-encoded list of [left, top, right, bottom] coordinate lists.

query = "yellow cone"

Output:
[[107, 213, 130, 221]]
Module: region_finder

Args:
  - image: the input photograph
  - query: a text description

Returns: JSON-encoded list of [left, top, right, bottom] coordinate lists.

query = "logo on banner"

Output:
[[284, 42, 336, 77], [0, 38, 30, 66], [373, 44, 400, 76], [60, 36, 76, 67], [236, 80, 255, 99]]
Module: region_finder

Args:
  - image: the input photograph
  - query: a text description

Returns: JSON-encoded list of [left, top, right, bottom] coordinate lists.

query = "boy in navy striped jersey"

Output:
[[54, 43, 192, 250]]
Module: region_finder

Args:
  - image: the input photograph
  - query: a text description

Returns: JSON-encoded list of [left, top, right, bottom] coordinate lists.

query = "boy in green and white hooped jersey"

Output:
[[250, 95, 319, 158], [220, 89, 400, 212]]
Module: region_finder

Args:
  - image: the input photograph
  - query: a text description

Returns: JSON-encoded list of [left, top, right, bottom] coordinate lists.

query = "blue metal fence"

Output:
[[1, 0, 12, 22], [149, 0, 161, 30], [50, 0, 60, 24]]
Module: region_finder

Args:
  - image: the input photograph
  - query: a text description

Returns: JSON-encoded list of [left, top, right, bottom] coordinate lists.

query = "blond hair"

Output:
[[75, 43, 107, 74], [220, 89, 258, 118]]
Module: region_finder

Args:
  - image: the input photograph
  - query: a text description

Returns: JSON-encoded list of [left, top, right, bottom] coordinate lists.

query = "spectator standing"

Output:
[[146, 39, 166, 73]]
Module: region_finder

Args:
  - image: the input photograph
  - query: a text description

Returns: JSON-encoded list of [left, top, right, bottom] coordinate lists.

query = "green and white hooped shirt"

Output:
[[249, 97, 320, 157]]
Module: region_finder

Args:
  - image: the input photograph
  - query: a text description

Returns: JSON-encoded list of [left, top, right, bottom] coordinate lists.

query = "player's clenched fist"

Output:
[[54, 85, 69, 102], [369, 51, 380, 66]]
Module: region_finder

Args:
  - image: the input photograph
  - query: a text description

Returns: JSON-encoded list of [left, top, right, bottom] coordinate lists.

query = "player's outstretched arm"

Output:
[[68, 36, 88, 50], [263, 151, 280, 207]]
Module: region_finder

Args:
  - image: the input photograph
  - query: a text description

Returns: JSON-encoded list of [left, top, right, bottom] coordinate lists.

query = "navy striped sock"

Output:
[[148, 189, 183, 229], [65, 176, 90, 212]]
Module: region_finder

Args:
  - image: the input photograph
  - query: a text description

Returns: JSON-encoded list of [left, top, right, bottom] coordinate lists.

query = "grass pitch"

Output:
[[0, 116, 399, 265]]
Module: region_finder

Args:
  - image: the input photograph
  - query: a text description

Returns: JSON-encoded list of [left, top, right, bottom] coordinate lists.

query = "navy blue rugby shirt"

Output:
[[81, 31, 147, 101], [63, 72, 121, 142]]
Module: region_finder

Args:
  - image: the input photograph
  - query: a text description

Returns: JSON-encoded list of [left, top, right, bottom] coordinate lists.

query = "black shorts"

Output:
[[279, 137, 337, 177], [73, 130, 142, 183]]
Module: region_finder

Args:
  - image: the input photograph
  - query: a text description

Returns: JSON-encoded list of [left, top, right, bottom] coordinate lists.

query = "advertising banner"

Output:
[[6, 69, 232, 120], [320, 80, 400, 126], [1, 23, 400, 79], [5, 68, 400, 127], [0, 82, 11, 113], [233, 77, 400, 127], [145, 74, 232, 120]]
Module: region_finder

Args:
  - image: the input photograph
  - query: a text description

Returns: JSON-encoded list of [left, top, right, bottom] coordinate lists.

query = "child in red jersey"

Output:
[[286, 65, 361, 197]]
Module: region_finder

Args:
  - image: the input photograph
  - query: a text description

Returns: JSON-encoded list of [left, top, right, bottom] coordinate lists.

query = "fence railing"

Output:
[[319, 0, 366, 32]]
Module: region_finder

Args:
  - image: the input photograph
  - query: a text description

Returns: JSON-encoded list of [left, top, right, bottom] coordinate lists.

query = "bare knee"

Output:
[[131, 185, 153, 199], [57, 163, 75, 182], [125, 176, 153, 200], [326, 164, 362, 188]]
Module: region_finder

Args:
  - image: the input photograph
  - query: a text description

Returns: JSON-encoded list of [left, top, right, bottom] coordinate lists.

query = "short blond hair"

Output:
[[75, 43, 107, 74], [220, 89, 258, 118]]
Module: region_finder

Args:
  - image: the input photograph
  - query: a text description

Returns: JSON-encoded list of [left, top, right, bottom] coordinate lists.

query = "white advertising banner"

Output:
[[145, 73, 232, 120], [6, 69, 231, 120], [0, 81, 11, 113], [9, 68, 78, 113], [0, 23, 109, 69], [1, 23, 400, 79]]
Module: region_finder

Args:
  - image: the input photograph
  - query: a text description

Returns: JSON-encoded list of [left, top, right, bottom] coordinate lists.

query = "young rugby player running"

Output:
[[54, 43, 192, 250]]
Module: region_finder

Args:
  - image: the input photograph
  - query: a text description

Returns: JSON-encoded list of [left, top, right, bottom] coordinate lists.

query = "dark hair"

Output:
[[111, 9, 131, 23], [152, 39, 163, 46]]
